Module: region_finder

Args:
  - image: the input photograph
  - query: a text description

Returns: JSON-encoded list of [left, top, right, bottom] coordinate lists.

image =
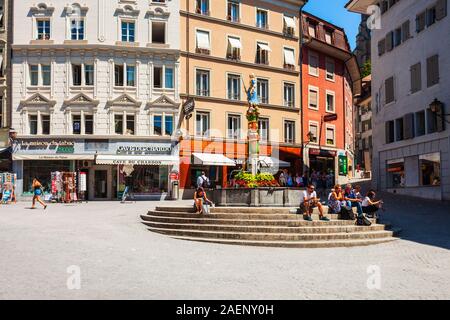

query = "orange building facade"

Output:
[[178, 0, 307, 197]]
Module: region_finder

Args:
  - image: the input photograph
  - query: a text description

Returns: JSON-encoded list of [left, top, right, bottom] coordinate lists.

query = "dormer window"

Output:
[[65, 4, 88, 41], [122, 21, 136, 42]]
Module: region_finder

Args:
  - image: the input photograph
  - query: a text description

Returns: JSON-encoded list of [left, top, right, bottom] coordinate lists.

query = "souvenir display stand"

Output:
[[0, 173, 17, 204]]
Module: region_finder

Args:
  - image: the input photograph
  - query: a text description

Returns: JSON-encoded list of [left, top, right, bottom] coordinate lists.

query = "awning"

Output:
[[196, 31, 210, 49], [192, 153, 236, 167], [228, 37, 242, 49], [257, 43, 272, 52], [12, 154, 95, 161], [284, 48, 295, 65], [259, 156, 291, 168], [96, 155, 178, 166], [283, 16, 296, 29]]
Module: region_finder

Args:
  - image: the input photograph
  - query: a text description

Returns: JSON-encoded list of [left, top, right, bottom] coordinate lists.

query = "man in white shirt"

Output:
[[300, 185, 329, 222], [196, 171, 210, 189]]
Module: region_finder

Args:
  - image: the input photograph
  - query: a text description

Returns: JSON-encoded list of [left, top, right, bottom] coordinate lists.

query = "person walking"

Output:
[[31, 179, 47, 210], [196, 171, 210, 189]]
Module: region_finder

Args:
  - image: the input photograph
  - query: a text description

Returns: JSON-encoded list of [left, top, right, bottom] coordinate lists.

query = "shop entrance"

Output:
[[310, 156, 335, 175], [89, 166, 114, 201], [94, 170, 108, 199]]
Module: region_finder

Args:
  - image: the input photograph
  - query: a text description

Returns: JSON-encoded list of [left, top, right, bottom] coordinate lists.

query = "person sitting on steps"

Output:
[[300, 184, 330, 222], [344, 184, 364, 218], [194, 187, 213, 215], [362, 190, 384, 218]]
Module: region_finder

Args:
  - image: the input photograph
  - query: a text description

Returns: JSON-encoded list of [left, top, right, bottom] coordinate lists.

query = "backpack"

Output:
[[340, 206, 356, 220], [200, 176, 210, 188], [356, 215, 372, 226]]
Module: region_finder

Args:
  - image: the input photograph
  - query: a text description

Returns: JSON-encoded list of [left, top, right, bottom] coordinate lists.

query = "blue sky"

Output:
[[304, 0, 362, 50]]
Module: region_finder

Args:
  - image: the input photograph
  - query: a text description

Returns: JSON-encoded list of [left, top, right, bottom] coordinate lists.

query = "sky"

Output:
[[304, 0, 362, 50]]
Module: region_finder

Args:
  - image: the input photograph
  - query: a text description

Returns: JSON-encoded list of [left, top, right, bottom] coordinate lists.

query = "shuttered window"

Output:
[[436, 0, 448, 20], [378, 39, 386, 56], [386, 32, 394, 52], [415, 111, 426, 137], [385, 77, 395, 104], [385, 121, 395, 144], [401, 20, 410, 42], [410, 62, 421, 93], [416, 12, 426, 33], [403, 113, 415, 140], [427, 55, 439, 87]]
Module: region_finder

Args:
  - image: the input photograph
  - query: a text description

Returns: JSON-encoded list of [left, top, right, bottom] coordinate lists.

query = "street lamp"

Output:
[[429, 98, 450, 124]]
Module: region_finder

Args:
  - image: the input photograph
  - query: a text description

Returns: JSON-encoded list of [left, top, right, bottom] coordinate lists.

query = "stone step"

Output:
[[142, 220, 388, 234], [169, 236, 398, 248], [141, 214, 378, 227], [148, 210, 342, 220], [147, 226, 395, 241], [155, 206, 342, 215]]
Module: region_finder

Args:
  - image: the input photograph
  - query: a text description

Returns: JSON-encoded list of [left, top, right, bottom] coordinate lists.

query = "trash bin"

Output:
[[171, 181, 179, 200]]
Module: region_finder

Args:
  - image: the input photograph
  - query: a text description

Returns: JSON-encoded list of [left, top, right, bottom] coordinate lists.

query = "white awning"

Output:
[[12, 154, 95, 161], [283, 16, 296, 29], [96, 155, 178, 166], [192, 153, 236, 166], [257, 43, 272, 52], [284, 48, 295, 65], [259, 156, 291, 168], [196, 31, 210, 50], [228, 37, 242, 49]]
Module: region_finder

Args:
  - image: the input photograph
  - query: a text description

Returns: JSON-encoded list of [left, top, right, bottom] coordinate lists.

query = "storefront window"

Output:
[[121, 165, 168, 194], [420, 153, 441, 186], [387, 159, 405, 188], [23, 160, 72, 194]]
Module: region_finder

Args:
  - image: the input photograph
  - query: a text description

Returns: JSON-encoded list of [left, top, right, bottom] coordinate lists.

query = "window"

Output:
[[284, 83, 295, 107], [196, 0, 209, 15], [308, 51, 319, 76], [410, 62, 421, 93], [153, 115, 162, 135], [325, 29, 333, 44], [416, 11, 426, 33], [427, 54, 439, 87], [0, 96, 3, 127], [196, 30, 210, 54], [126, 115, 135, 135], [256, 42, 270, 65], [420, 153, 441, 186], [257, 78, 269, 104], [284, 48, 295, 69], [153, 66, 162, 88], [227, 36, 241, 60], [42, 115, 50, 135], [326, 92, 335, 113], [395, 118, 404, 141], [426, 7, 437, 27], [151, 21, 166, 44], [284, 121, 295, 144], [258, 118, 269, 142], [326, 126, 335, 145], [41, 65, 51, 86], [378, 39, 386, 56], [115, 114, 124, 134], [85, 65, 94, 86], [326, 58, 335, 81], [394, 27, 402, 47], [121, 21, 135, 42], [85, 115, 94, 134], [387, 159, 405, 188], [37, 19, 51, 40], [115, 64, 124, 86], [73, 115, 81, 134], [227, 1, 240, 22], [283, 15, 295, 36], [256, 9, 268, 29], [30, 65, 39, 86], [385, 120, 395, 144], [308, 22, 316, 37], [114, 64, 135, 87], [196, 69, 210, 96], [165, 67, 174, 89], [227, 114, 241, 139], [415, 111, 426, 137], [29, 115, 38, 135], [308, 87, 318, 110], [426, 107, 445, 134], [126, 66, 135, 87], [402, 20, 410, 42], [72, 64, 82, 86], [309, 122, 318, 143], [71, 19, 84, 40], [385, 77, 395, 104], [227, 74, 240, 100], [196, 112, 210, 137], [165, 115, 174, 136]]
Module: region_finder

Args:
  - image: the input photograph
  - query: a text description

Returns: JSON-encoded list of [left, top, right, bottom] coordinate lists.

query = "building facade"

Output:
[[11, 0, 181, 200], [178, 0, 306, 197], [301, 11, 360, 185], [354, 74, 372, 175], [347, 0, 450, 200]]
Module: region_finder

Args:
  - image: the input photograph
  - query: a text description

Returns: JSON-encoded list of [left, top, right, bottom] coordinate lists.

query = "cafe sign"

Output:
[[117, 144, 172, 155], [18, 140, 75, 148]]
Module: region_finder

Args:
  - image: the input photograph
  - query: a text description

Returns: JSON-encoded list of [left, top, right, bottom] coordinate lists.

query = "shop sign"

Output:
[[309, 148, 337, 157], [324, 114, 338, 122], [338, 155, 348, 176], [56, 146, 75, 154], [117, 145, 172, 155], [18, 140, 75, 148], [112, 160, 163, 165], [169, 172, 179, 181], [183, 98, 195, 120]]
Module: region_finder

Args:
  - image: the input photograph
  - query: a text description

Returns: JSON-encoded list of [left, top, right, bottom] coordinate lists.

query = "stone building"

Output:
[[347, 0, 449, 200], [11, 0, 181, 200]]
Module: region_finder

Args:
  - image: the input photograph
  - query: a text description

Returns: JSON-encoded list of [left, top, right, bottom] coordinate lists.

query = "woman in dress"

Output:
[[328, 184, 345, 214]]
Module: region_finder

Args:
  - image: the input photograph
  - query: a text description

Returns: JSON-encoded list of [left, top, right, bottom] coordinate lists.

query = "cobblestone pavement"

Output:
[[0, 192, 449, 300]]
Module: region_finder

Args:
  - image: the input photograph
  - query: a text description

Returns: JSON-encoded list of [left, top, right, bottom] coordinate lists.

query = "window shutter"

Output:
[[385, 77, 394, 104], [386, 32, 393, 52], [410, 63, 421, 93], [436, 104, 446, 132], [402, 20, 410, 42], [378, 39, 386, 56], [427, 55, 439, 87], [309, 90, 317, 107], [416, 12, 426, 32], [436, 0, 448, 20], [403, 113, 415, 139], [385, 122, 392, 144]]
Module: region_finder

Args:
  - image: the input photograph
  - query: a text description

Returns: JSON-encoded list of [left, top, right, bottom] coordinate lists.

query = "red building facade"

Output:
[[301, 12, 360, 184]]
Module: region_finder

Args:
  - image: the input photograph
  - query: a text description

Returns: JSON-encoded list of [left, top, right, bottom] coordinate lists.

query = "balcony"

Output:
[[196, 7, 210, 16], [227, 53, 241, 61], [195, 48, 210, 55], [283, 64, 295, 71]]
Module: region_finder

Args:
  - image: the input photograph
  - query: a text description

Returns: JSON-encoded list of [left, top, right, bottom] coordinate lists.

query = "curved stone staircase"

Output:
[[141, 206, 400, 248]]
